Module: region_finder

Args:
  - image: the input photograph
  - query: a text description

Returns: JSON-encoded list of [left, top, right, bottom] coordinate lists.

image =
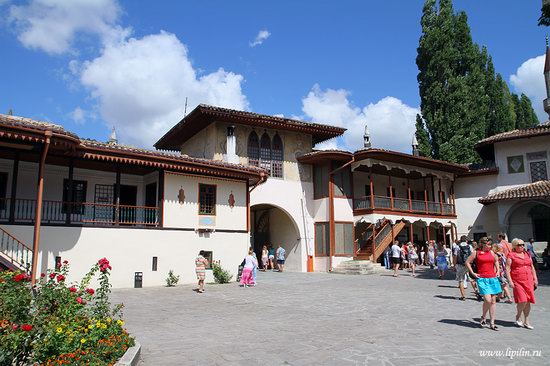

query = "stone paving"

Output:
[[111, 266, 550, 366]]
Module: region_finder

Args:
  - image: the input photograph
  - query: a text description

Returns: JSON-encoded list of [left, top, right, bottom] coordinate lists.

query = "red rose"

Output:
[[69, 286, 77, 293], [57, 275, 65, 282], [49, 273, 56, 279], [86, 288, 95, 295], [76, 297, 83, 304], [63, 260, 69, 264], [13, 274, 25, 282], [12, 324, 18, 331], [21, 324, 32, 332], [40, 273, 46, 278]]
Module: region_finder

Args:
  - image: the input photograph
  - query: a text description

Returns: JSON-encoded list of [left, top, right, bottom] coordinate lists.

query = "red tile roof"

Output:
[[478, 180, 550, 204], [154, 104, 346, 150], [475, 121, 550, 149]]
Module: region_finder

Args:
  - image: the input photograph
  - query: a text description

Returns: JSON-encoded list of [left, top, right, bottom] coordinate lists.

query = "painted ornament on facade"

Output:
[[178, 187, 186, 204], [228, 191, 235, 209]]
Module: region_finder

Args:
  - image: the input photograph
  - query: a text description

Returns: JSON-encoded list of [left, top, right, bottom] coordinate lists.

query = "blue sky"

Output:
[[0, 0, 547, 153]]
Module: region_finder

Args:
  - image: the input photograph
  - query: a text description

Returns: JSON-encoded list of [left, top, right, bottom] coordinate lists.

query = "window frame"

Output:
[[62, 179, 87, 214], [0, 172, 8, 211], [271, 133, 284, 178], [259, 132, 272, 175], [247, 131, 260, 167], [313, 163, 329, 199], [314, 222, 330, 256], [198, 183, 217, 216], [334, 221, 355, 256], [529, 160, 548, 183]]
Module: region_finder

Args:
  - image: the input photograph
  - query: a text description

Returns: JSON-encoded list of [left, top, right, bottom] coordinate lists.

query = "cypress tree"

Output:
[[519, 94, 540, 127], [415, 114, 432, 157]]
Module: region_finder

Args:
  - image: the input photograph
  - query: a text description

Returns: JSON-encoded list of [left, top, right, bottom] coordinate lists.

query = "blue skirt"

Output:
[[477, 277, 502, 295]]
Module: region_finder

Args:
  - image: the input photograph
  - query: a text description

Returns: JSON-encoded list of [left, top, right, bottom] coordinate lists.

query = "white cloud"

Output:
[[302, 85, 419, 153], [69, 106, 86, 124], [249, 29, 271, 47], [510, 54, 546, 121], [80, 32, 248, 147], [8, 0, 129, 54]]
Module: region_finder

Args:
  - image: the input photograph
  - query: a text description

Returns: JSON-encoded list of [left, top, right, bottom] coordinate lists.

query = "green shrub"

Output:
[[0, 258, 133, 365], [212, 262, 233, 284], [165, 270, 179, 287]]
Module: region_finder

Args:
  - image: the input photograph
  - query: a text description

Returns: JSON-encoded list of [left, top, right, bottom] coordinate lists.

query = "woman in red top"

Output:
[[466, 237, 502, 331], [506, 239, 538, 330]]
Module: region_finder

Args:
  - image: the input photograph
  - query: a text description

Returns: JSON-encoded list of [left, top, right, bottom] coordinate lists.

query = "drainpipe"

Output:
[[328, 157, 354, 271], [31, 131, 52, 286]]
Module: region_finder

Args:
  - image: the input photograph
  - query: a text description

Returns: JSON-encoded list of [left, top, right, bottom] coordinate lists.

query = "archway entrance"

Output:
[[508, 202, 550, 242], [250, 204, 301, 271]]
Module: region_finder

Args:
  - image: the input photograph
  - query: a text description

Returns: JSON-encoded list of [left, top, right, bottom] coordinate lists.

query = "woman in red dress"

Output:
[[506, 239, 538, 330]]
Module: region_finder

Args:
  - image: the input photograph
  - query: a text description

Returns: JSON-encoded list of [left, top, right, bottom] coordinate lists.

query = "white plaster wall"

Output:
[[454, 174, 500, 238], [163, 172, 247, 230], [251, 178, 314, 271], [179, 123, 217, 159], [312, 198, 352, 222], [269, 208, 301, 271], [494, 136, 550, 189], [2, 224, 249, 288]]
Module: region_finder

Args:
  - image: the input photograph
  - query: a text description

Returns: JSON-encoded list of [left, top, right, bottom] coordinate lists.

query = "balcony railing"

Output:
[[0, 198, 159, 227], [353, 195, 455, 216]]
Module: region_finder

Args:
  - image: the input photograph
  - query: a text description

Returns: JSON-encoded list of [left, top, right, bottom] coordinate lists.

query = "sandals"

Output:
[[479, 317, 486, 328], [490, 323, 499, 331], [459, 297, 466, 301], [524, 324, 534, 330]]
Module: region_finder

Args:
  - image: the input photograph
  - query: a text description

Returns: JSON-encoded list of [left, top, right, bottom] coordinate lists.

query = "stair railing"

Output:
[[0, 227, 32, 272]]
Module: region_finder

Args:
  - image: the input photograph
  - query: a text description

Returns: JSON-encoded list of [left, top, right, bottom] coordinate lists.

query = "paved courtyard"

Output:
[[111, 267, 549, 365]]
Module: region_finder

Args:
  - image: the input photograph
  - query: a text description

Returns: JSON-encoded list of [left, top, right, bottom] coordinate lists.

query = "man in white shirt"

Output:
[[391, 240, 401, 277], [453, 236, 473, 301]]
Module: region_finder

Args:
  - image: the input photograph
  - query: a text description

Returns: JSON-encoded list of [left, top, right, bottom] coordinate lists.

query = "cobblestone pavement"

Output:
[[111, 267, 550, 366]]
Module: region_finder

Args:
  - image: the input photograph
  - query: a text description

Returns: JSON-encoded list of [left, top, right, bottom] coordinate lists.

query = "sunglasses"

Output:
[[516, 244, 525, 247]]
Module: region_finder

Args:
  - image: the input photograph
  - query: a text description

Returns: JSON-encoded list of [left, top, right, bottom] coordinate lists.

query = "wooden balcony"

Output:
[[0, 198, 159, 227], [353, 195, 455, 217]]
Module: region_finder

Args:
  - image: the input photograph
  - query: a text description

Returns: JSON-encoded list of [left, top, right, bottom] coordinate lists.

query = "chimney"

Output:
[[412, 133, 420, 156], [363, 123, 371, 148], [225, 125, 238, 163]]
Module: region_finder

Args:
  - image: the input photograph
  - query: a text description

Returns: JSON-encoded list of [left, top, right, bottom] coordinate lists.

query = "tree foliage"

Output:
[[538, 2, 550, 26], [416, 0, 540, 164]]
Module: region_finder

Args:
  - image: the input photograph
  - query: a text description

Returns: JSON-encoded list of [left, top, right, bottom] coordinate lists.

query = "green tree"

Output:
[[538, 1, 550, 26], [414, 114, 432, 157], [519, 94, 540, 128]]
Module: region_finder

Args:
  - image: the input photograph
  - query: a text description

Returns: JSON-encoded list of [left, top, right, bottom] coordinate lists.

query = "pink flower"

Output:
[[76, 297, 83, 304], [86, 288, 95, 295], [56, 275, 65, 282], [49, 273, 56, 279], [12, 324, 18, 331], [21, 324, 32, 332], [69, 286, 77, 293], [63, 260, 69, 265]]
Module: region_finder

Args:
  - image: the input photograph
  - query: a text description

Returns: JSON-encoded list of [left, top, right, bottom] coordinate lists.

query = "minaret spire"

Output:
[[412, 133, 419, 156], [543, 36, 550, 119], [363, 123, 371, 148], [108, 127, 118, 145]]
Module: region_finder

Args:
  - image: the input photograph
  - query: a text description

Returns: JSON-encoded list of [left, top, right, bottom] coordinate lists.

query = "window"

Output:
[[260, 133, 272, 174], [271, 134, 283, 178], [315, 223, 330, 256], [332, 163, 352, 197], [247, 131, 260, 167], [439, 191, 446, 203], [386, 187, 396, 198], [62, 179, 87, 214], [335, 222, 354, 255], [530, 161, 548, 182], [152, 257, 158, 271], [0, 172, 7, 210], [313, 164, 329, 199], [199, 184, 216, 215]]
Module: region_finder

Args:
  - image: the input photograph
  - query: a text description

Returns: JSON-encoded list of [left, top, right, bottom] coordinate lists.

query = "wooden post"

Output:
[[9, 152, 19, 224], [451, 181, 456, 215], [430, 176, 435, 207], [157, 169, 164, 227], [114, 165, 121, 226], [31, 131, 51, 285], [65, 159, 74, 225], [369, 167, 374, 209], [426, 224, 431, 242], [388, 175, 394, 209], [409, 222, 414, 243], [442, 225, 447, 247], [423, 177, 428, 213], [438, 178, 443, 214], [328, 168, 335, 267], [407, 178, 412, 212]]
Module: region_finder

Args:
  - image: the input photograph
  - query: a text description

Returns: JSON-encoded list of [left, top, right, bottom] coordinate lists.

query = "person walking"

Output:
[[506, 239, 538, 329], [408, 242, 418, 277], [261, 245, 269, 271], [384, 246, 392, 270], [276, 245, 286, 272], [420, 242, 426, 266], [427, 241, 435, 269], [195, 250, 209, 293], [240, 249, 258, 287], [436, 243, 448, 279], [268, 245, 275, 270], [497, 234, 512, 257], [526, 238, 538, 271], [251, 247, 258, 285], [391, 241, 401, 277], [453, 236, 472, 301], [493, 244, 512, 303], [466, 237, 502, 331]]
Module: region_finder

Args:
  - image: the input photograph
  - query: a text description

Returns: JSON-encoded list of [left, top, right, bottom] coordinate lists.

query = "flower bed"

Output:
[[0, 258, 134, 365]]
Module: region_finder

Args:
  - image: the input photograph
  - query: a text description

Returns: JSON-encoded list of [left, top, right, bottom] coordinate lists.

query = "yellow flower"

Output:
[[80, 338, 86, 344], [117, 319, 125, 326], [56, 327, 63, 334], [101, 324, 107, 329], [88, 324, 94, 329], [96, 321, 101, 327], [106, 317, 112, 323]]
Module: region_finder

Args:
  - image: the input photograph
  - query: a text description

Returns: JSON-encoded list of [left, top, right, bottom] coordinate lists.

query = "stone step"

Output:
[[331, 260, 382, 275]]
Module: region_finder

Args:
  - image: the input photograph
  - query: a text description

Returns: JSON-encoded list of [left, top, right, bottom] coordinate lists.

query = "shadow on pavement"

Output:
[[439, 319, 480, 329]]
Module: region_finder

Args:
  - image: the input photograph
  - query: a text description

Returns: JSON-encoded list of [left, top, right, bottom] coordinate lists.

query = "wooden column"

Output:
[[442, 225, 447, 246], [407, 178, 412, 212], [65, 159, 74, 225], [409, 222, 414, 243], [9, 152, 19, 224], [328, 168, 335, 266], [114, 165, 121, 226], [438, 178, 443, 214], [157, 169, 164, 227], [451, 181, 456, 215], [246, 179, 250, 232], [426, 224, 431, 242], [369, 167, 374, 209], [31, 131, 51, 285], [430, 176, 435, 207], [388, 175, 394, 209], [423, 177, 428, 213]]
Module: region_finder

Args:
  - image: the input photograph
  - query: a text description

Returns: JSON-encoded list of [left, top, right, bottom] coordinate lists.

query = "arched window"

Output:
[[272, 134, 283, 178], [260, 132, 272, 174], [247, 131, 259, 167]]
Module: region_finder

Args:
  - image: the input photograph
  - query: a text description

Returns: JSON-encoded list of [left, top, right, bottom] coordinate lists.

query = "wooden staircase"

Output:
[[0, 227, 32, 272], [355, 220, 407, 262]]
